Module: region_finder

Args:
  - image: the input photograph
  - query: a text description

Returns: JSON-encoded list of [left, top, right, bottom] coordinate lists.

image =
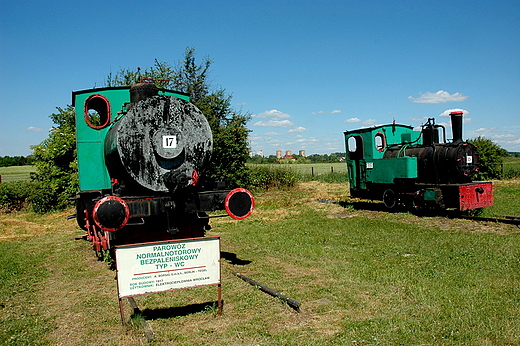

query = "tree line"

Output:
[[248, 152, 346, 164], [0, 156, 34, 167]]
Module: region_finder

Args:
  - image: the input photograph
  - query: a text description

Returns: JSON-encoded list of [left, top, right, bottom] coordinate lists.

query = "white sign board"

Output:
[[115, 237, 220, 298]]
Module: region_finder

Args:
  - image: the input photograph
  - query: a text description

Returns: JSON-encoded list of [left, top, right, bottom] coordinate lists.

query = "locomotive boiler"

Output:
[[344, 111, 493, 211], [72, 82, 254, 254]]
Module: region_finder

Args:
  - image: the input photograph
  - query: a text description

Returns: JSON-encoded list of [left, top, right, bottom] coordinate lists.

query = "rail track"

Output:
[[449, 214, 520, 227]]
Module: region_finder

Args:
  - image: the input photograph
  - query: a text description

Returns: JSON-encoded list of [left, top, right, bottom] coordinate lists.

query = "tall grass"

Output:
[[246, 163, 348, 191]]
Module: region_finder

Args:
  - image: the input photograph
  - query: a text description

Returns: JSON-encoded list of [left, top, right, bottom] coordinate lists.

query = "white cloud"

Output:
[[253, 119, 295, 127], [475, 127, 497, 133], [28, 126, 44, 132], [344, 117, 361, 123], [331, 110, 342, 114], [288, 126, 307, 133], [362, 119, 377, 126], [264, 132, 281, 136], [253, 109, 292, 119], [408, 90, 469, 104], [493, 133, 515, 139], [312, 111, 326, 115], [438, 108, 470, 117]]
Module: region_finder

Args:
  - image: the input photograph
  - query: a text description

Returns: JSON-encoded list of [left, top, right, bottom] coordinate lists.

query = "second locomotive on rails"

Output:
[[344, 111, 493, 211], [72, 82, 254, 254]]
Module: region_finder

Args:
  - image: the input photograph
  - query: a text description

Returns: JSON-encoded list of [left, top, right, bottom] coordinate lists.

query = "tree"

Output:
[[30, 106, 78, 212], [468, 136, 507, 180], [106, 47, 251, 188]]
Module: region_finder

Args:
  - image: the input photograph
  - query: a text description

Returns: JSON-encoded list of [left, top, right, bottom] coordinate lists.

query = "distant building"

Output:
[[285, 150, 292, 157], [276, 150, 282, 159], [257, 150, 264, 157], [299, 150, 306, 157]]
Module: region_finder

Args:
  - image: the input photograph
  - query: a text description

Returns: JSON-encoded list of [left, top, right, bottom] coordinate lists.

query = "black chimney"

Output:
[[130, 82, 159, 104], [450, 111, 464, 144]]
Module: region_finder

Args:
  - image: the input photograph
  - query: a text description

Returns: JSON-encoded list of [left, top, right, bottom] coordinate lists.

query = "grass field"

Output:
[[503, 156, 520, 177], [248, 162, 347, 176], [0, 165, 35, 182], [1, 181, 519, 345]]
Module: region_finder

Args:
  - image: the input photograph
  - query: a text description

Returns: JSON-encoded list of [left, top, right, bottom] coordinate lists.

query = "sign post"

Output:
[[115, 236, 221, 324]]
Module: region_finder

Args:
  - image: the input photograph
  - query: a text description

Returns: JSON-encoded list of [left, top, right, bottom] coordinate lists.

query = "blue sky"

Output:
[[1, 0, 519, 157]]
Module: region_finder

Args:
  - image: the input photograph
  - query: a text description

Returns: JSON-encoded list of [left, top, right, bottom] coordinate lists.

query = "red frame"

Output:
[[224, 188, 254, 220], [84, 94, 111, 129], [458, 182, 493, 210], [93, 196, 130, 231]]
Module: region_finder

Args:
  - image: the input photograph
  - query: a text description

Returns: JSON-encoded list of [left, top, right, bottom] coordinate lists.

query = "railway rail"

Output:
[[449, 214, 520, 227]]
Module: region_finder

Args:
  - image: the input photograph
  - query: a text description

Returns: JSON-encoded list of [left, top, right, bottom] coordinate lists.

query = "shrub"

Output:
[[0, 181, 33, 212], [245, 166, 299, 192], [502, 169, 520, 180], [300, 172, 349, 184], [469, 136, 506, 180]]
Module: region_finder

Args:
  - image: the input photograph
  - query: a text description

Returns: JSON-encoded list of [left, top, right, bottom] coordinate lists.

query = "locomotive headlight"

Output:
[[93, 196, 130, 231], [224, 188, 254, 220]]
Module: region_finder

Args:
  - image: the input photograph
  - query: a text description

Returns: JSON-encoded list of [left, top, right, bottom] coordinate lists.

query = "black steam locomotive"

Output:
[[72, 82, 254, 254]]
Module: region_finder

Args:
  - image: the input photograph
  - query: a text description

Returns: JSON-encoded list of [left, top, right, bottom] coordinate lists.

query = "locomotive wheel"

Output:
[[410, 190, 425, 212], [383, 189, 397, 209]]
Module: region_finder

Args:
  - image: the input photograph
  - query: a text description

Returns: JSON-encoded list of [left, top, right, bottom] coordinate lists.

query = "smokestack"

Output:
[[450, 111, 464, 144], [130, 82, 159, 104]]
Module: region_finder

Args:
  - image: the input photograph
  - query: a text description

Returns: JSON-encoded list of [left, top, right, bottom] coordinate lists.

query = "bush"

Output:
[[469, 136, 506, 180], [0, 180, 71, 214], [26, 181, 68, 213], [502, 169, 520, 180], [245, 166, 299, 192], [300, 172, 349, 184], [0, 181, 33, 212]]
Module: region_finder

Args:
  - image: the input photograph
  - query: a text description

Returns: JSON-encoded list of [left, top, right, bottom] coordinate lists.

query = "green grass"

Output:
[[0, 241, 52, 344], [482, 180, 520, 217], [0, 165, 35, 182], [0, 181, 519, 345]]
